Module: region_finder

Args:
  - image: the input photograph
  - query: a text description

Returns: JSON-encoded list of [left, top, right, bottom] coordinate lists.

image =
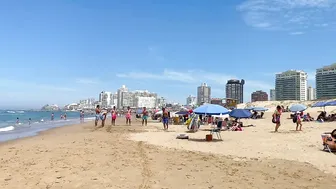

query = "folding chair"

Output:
[[210, 121, 223, 140]]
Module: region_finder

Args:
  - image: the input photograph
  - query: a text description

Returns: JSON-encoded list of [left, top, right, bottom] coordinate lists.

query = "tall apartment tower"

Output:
[[307, 86, 316, 101], [270, 89, 276, 101], [316, 63, 336, 99], [117, 85, 128, 109], [226, 79, 245, 104], [275, 70, 307, 101], [197, 83, 211, 105]]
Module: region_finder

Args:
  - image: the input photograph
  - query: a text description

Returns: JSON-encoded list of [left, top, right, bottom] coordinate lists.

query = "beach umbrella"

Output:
[[251, 107, 268, 112], [312, 102, 327, 107], [244, 107, 254, 111], [193, 104, 229, 115], [175, 111, 190, 115], [155, 110, 163, 115], [289, 104, 307, 112], [229, 109, 252, 119], [326, 100, 336, 106]]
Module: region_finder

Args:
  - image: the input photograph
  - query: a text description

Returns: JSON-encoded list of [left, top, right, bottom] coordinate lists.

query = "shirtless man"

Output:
[[162, 107, 169, 130], [142, 107, 148, 126], [95, 105, 102, 127]]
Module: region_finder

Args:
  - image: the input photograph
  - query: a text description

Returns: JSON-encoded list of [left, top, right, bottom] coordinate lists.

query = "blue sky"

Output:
[[0, 0, 335, 109]]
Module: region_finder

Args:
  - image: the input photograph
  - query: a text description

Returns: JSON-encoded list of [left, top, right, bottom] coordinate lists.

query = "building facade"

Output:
[[134, 96, 156, 108], [307, 86, 316, 101], [186, 95, 196, 106], [225, 79, 245, 104], [210, 98, 225, 106], [275, 70, 307, 101], [316, 63, 336, 99], [251, 90, 268, 102], [117, 85, 128, 109], [197, 83, 211, 105], [270, 89, 276, 101]]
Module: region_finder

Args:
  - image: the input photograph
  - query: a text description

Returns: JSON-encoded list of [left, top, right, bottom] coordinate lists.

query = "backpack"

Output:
[[292, 116, 297, 123]]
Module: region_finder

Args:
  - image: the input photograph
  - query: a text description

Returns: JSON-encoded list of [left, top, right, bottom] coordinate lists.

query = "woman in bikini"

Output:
[[126, 106, 131, 126], [273, 105, 282, 132], [111, 106, 117, 126], [142, 107, 148, 126]]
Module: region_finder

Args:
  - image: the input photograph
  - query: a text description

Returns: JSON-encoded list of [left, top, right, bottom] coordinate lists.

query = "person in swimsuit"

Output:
[[142, 107, 148, 126], [64, 113, 67, 120], [51, 113, 54, 121], [95, 105, 102, 127], [28, 118, 31, 125], [273, 105, 282, 132], [126, 106, 131, 126], [111, 106, 117, 126], [162, 107, 169, 130], [296, 111, 302, 131]]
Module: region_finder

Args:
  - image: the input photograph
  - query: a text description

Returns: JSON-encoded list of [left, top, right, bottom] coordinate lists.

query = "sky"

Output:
[[0, 0, 335, 109]]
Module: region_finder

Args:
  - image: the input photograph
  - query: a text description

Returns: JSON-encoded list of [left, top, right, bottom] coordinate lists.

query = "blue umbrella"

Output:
[[244, 107, 254, 110], [252, 107, 268, 112], [289, 104, 307, 112], [193, 104, 229, 115], [229, 109, 252, 119], [326, 100, 336, 106], [311, 102, 327, 107]]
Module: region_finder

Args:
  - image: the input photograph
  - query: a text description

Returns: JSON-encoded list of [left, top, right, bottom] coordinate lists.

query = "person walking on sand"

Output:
[[95, 105, 102, 127], [162, 107, 169, 130], [272, 105, 282, 132], [142, 107, 148, 126], [126, 106, 132, 126], [111, 106, 117, 126], [295, 111, 303, 131]]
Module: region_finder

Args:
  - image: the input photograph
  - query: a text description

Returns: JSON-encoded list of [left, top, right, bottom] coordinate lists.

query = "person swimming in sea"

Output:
[[16, 117, 19, 124]]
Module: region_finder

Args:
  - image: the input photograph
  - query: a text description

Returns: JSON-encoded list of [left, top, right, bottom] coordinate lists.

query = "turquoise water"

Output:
[[0, 110, 94, 142]]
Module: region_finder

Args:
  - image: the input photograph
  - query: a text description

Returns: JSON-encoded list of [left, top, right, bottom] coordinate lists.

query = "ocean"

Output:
[[0, 110, 94, 142]]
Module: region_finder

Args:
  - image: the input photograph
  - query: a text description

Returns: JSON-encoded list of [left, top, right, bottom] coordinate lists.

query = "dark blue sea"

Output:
[[0, 110, 94, 142]]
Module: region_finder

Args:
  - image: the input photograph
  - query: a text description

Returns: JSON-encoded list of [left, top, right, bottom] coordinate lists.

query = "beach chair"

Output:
[[210, 121, 223, 140], [321, 132, 336, 153]]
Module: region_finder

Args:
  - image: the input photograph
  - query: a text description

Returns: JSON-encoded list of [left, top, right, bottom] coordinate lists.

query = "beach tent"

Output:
[[326, 100, 336, 106], [312, 101, 327, 107], [193, 104, 230, 115]]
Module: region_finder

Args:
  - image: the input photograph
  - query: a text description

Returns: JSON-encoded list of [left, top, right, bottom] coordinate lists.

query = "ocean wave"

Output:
[[0, 126, 15, 132], [6, 111, 16, 114]]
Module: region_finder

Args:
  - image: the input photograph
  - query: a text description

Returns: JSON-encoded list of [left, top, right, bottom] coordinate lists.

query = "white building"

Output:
[[307, 86, 316, 101], [99, 91, 112, 108], [275, 70, 307, 101], [117, 85, 128, 109], [135, 96, 156, 108], [270, 89, 276, 101], [186, 95, 196, 106]]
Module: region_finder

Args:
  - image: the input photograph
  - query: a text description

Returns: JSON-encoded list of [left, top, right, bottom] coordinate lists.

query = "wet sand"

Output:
[[0, 118, 335, 189]]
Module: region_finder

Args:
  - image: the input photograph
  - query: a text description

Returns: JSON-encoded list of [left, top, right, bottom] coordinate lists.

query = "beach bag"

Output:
[[271, 114, 276, 123], [292, 116, 297, 123]]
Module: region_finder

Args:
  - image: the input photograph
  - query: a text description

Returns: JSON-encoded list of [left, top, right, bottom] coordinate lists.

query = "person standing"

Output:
[[80, 111, 84, 123], [28, 118, 31, 125], [162, 107, 169, 130], [296, 111, 303, 131], [272, 105, 282, 132], [51, 113, 54, 121], [16, 117, 19, 124], [95, 105, 101, 127], [142, 107, 148, 126], [64, 113, 67, 120], [111, 106, 117, 126], [126, 106, 132, 126]]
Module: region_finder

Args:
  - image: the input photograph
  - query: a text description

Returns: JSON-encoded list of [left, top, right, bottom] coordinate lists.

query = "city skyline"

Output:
[[0, 0, 334, 109]]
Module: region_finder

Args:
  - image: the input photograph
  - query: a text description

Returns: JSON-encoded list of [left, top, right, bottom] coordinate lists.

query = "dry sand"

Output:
[[0, 117, 335, 189]]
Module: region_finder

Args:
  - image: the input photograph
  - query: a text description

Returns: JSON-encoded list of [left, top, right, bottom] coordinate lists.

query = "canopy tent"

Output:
[[193, 104, 230, 115], [326, 100, 336, 106], [312, 101, 327, 107]]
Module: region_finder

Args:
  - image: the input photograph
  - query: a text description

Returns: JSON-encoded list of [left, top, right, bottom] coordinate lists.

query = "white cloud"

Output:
[[237, 0, 336, 32], [290, 31, 305, 35], [0, 79, 76, 92], [116, 69, 273, 92], [75, 78, 100, 85]]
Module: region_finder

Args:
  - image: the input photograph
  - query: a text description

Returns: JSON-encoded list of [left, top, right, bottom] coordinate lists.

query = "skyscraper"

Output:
[[117, 85, 128, 109], [270, 89, 276, 101], [197, 83, 211, 105], [275, 70, 307, 101], [316, 63, 336, 99], [225, 79, 245, 104], [307, 86, 316, 101]]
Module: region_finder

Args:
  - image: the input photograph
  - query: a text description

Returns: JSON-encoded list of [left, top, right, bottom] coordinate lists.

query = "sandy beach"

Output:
[[0, 115, 336, 189]]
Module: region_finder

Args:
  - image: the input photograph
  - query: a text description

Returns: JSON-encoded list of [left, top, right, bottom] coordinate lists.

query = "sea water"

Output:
[[0, 110, 95, 142]]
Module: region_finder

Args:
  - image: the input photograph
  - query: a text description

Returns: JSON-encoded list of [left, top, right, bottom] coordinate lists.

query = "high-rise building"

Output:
[[186, 95, 196, 106], [251, 90, 268, 102], [307, 86, 316, 101], [270, 89, 276, 101], [197, 83, 211, 105], [117, 85, 128, 109], [99, 91, 112, 108], [225, 79, 245, 104], [316, 63, 336, 99], [275, 70, 307, 101]]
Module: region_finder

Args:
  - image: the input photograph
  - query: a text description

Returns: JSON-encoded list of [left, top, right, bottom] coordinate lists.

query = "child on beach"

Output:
[[295, 111, 302, 131], [126, 106, 131, 126], [142, 107, 148, 126], [272, 105, 282, 132], [111, 106, 117, 126]]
